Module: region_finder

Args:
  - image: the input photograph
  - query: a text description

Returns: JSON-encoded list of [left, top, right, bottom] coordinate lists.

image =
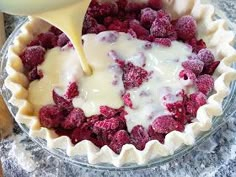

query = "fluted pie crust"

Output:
[[4, 0, 236, 167]]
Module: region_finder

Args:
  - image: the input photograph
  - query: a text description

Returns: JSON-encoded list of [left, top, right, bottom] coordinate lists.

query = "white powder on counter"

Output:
[[8, 135, 37, 173]]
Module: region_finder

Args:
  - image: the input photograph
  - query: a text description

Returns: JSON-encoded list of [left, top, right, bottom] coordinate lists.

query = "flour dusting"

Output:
[[8, 135, 37, 172]]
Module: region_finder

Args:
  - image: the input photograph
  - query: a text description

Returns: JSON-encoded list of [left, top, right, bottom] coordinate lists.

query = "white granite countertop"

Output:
[[1, 0, 236, 176]]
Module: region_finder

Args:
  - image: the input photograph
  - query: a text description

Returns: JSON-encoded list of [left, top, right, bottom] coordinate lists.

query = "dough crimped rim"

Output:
[[4, 0, 236, 167]]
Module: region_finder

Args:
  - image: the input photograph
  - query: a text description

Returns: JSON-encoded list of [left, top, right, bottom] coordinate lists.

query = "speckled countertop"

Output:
[[1, 0, 236, 176]]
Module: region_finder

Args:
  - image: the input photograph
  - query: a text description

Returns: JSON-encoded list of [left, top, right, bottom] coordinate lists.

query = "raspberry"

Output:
[[71, 124, 104, 146], [150, 15, 173, 38], [116, 0, 128, 10], [96, 24, 107, 33], [109, 130, 130, 154], [93, 118, 120, 133], [37, 32, 58, 49], [49, 26, 63, 35], [166, 100, 187, 123], [53, 90, 73, 112], [147, 125, 164, 143], [129, 20, 149, 38], [108, 19, 128, 32], [64, 82, 79, 99], [99, 106, 120, 118], [130, 125, 149, 150], [175, 15, 197, 41], [28, 67, 43, 81], [154, 38, 172, 47], [197, 49, 215, 66], [126, 2, 147, 12], [148, 0, 163, 10], [61, 108, 86, 129], [108, 50, 125, 67], [39, 105, 64, 128], [103, 16, 114, 26], [128, 28, 137, 38], [99, 2, 118, 16], [125, 12, 138, 21], [195, 74, 214, 95], [57, 33, 70, 47], [152, 115, 184, 134], [186, 92, 207, 116], [187, 38, 206, 53], [190, 92, 207, 106], [20, 46, 46, 70], [122, 93, 133, 108], [140, 8, 158, 28], [179, 69, 196, 86], [182, 58, 204, 75], [83, 15, 97, 33], [202, 61, 220, 75], [122, 62, 149, 90]]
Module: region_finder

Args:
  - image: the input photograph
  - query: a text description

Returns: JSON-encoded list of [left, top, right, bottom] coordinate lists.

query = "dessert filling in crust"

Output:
[[4, 0, 236, 167]]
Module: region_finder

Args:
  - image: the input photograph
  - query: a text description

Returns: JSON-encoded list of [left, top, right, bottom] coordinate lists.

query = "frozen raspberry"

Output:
[[28, 67, 43, 81], [122, 93, 133, 108], [100, 106, 119, 118], [148, 0, 163, 10], [49, 26, 63, 35], [186, 92, 207, 116], [99, 2, 118, 16], [71, 124, 103, 146], [182, 58, 204, 75], [195, 74, 214, 95], [126, 2, 147, 12], [150, 15, 173, 38], [37, 32, 58, 49], [197, 49, 215, 66], [64, 82, 79, 100], [61, 108, 86, 129], [87, 1, 101, 18], [103, 16, 114, 26], [53, 90, 73, 112], [154, 38, 172, 47], [147, 125, 164, 143], [125, 12, 138, 21], [140, 8, 158, 28], [109, 130, 130, 154], [179, 69, 196, 86], [166, 101, 186, 123], [152, 115, 184, 134], [83, 15, 97, 33], [175, 15, 197, 41], [57, 33, 70, 47], [108, 50, 125, 67], [96, 24, 107, 33], [93, 118, 121, 133], [122, 62, 149, 89], [108, 19, 128, 32], [20, 46, 46, 70], [39, 105, 64, 128], [187, 38, 206, 53], [128, 28, 138, 38], [129, 20, 149, 38], [130, 125, 149, 150], [202, 61, 220, 75], [116, 0, 128, 9]]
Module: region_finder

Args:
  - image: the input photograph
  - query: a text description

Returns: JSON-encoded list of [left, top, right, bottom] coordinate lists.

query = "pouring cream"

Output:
[[0, 0, 93, 75]]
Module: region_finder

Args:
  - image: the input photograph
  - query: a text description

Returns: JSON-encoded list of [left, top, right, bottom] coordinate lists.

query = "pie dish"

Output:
[[3, 0, 236, 167]]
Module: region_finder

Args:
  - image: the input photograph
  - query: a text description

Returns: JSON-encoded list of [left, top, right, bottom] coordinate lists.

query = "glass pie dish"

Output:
[[1, 5, 236, 171]]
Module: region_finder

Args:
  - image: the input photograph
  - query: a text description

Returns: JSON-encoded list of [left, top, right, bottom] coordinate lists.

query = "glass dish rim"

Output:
[[0, 19, 236, 171]]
